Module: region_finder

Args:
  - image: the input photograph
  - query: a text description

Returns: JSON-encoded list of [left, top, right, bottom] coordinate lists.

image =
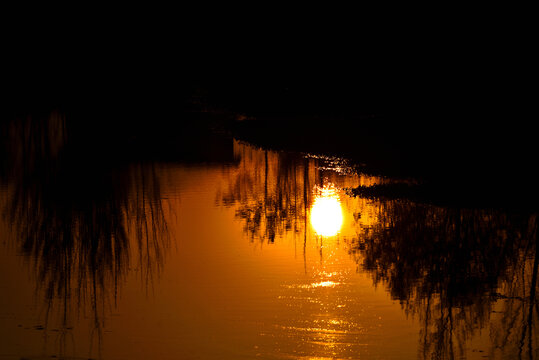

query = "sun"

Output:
[[310, 185, 343, 237]]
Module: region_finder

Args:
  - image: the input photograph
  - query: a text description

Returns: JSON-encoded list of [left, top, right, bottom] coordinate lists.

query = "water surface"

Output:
[[0, 117, 537, 359]]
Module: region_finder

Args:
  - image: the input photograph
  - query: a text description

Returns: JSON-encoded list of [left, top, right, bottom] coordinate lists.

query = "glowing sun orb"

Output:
[[310, 185, 343, 237]]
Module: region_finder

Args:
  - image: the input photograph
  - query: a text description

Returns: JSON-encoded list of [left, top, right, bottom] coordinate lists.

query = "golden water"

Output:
[[1, 135, 537, 359]]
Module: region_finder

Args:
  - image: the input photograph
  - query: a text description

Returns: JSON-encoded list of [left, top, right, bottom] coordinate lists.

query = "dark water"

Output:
[[0, 114, 537, 359]]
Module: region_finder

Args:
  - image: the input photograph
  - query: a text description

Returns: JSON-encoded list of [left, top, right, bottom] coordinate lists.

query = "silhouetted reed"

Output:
[[0, 112, 170, 345]]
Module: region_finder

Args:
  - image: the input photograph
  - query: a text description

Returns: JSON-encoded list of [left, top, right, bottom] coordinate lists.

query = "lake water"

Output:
[[0, 118, 537, 359]]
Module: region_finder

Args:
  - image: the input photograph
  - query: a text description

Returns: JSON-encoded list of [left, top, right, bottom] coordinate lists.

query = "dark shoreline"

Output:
[[2, 81, 536, 212], [229, 115, 538, 212]]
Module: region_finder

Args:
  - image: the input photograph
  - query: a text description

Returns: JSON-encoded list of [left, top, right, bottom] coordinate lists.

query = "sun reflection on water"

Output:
[[284, 281, 341, 289], [310, 185, 343, 237]]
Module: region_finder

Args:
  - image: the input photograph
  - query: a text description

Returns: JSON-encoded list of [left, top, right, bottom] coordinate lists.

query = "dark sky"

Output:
[[3, 17, 531, 137]]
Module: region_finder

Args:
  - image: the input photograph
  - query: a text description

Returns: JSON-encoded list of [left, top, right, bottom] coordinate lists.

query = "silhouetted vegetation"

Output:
[[0, 112, 170, 345]]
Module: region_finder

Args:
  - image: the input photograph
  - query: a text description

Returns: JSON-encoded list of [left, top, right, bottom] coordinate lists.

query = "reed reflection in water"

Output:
[[219, 140, 383, 244], [0, 113, 171, 358]]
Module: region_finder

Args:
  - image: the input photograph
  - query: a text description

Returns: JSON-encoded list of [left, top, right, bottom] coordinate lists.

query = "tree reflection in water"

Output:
[[345, 197, 538, 359], [0, 113, 170, 356], [220, 142, 310, 243], [220, 141, 539, 359], [219, 140, 381, 244]]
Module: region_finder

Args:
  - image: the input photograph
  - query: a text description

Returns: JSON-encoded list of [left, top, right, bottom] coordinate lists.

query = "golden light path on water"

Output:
[[310, 185, 344, 237]]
